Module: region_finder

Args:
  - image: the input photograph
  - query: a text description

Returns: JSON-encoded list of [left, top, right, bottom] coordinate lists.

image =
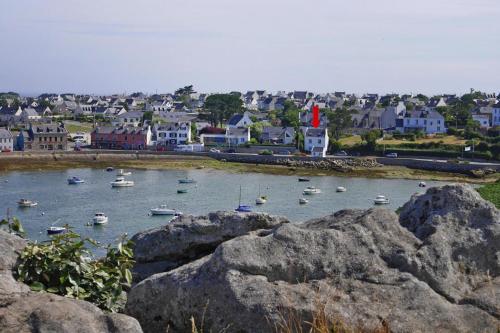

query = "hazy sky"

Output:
[[0, 0, 499, 96]]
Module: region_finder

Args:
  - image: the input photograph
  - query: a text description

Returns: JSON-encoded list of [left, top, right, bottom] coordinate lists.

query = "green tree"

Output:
[[204, 94, 243, 126], [361, 129, 382, 151], [190, 122, 198, 141], [327, 107, 354, 140], [142, 111, 153, 123], [175, 85, 195, 96]]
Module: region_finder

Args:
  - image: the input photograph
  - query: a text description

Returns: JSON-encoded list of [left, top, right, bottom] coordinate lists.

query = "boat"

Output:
[[303, 186, 321, 195], [106, 167, 114, 172], [178, 178, 196, 184], [92, 212, 108, 225], [255, 185, 267, 205], [116, 169, 132, 176], [47, 226, 66, 235], [336, 186, 347, 192], [235, 186, 252, 212], [111, 176, 134, 187], [374, 195, 390, 205], [418, 182, 427, 188], [177, 189, 188, 194], [151, 205, 177, 215], [18, 199, 38, 207], [298, 178, 310, 182], [67, 176, 85, 185], [299, 198, 309, 204]]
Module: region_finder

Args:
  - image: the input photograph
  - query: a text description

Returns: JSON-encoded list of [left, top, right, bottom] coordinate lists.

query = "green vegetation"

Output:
[[327, 107, 355, 140], [204, 94, 244, 126], [17, 229, 134, 312], [477, 180, 500, 208], [0, 216, 25, 236], [64, 122, 94, 133]]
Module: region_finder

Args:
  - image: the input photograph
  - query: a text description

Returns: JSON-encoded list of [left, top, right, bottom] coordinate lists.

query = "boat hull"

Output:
[[111, 182, 134, 187], [151, 210, 176, 215]]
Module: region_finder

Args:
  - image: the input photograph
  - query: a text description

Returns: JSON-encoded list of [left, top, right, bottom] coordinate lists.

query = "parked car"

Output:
[[385, 152, 398, 158], [209, 148, 221, 153], [226, 149, 236, 153], [333, 150, 348, 156]]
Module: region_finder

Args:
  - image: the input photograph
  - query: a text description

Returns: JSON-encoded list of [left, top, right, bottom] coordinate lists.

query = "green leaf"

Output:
[[30, 282, 45, 292], [124, 269, 132, 285]]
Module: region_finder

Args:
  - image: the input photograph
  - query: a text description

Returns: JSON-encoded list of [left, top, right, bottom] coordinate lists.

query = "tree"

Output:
[[175, 85, 195, 96], [142, 111, 153, 123], [250, 122, 264, 140], [327, 107, 354, 140], [203, 94, 243, 127], [361, 129, 382, 151], [190, 122, 198, 141]]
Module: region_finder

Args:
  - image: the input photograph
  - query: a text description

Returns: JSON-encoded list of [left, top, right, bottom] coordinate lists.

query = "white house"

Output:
[[0, 128, 14, 151], [226, 127, 250, 146], [111, 111, 143, 127], [227, 112, 253, 128], [396, 110, 446, 134], [472, 114, 490, 129], [261, 127, 296, 145], [21, 108, 42, 122], [493, 102, 500, 126], [304, 128, 329, 157], [156, 121, 191, 146]]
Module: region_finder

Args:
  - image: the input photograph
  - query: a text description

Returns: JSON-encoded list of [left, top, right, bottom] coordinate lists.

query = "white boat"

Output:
[[93, 213, 108, 225], [255, 185, 267, 205], [116, 169, 132, 176], [374, 195, 390, 205], [47, 226, 66, 235], [336, 186, 347, 192], [418, 182, 427, 188], [151, 204, 177, 215], [303, 186, 321, 195], [299, 198, 309, 204], [67, 176, 85, 185], [18, 199, 38, 207], [111, 176, 134, 187]]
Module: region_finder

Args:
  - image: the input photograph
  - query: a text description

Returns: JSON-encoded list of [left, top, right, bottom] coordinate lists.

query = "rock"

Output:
[[0, 230, 143, 333], [126, 185, 499, 333], [131, 211, 289, 281]]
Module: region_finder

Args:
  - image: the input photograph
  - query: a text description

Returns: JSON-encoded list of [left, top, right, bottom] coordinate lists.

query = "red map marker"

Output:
[[311, 105, 320, 128]]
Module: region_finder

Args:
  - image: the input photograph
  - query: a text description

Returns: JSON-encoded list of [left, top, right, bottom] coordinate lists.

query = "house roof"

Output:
[[227, 114, 244, 126], [227, 127, 249, 136], [0, 128, 13, 139], [92, 126, 149, 135], [117, 111, 143, 119], [305, 128, 327, 137], [262, 126, 295, 139], [157, 122, 189, 132], [31, 124, 67, 134], [199, 127, 225, 135]]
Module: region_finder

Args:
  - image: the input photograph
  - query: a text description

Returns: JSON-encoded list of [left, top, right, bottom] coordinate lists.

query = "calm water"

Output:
[[0, 168, 447, 248]]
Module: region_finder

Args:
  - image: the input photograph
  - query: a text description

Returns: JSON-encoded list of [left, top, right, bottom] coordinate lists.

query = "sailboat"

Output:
[[235, 186, 252, 212], [255, 185, 267, 205]]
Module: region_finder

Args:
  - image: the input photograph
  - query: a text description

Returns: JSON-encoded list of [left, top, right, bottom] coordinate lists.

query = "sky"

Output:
[[0, 0, 499, 96]]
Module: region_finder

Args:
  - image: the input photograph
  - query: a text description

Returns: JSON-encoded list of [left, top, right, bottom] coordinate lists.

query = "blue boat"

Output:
[[68, 176, 85, 185], [235, 186, 252, 212], [47, 226, 66, 235]]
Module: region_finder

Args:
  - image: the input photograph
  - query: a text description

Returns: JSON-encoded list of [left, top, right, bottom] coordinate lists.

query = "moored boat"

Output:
[[106, 167, 114, 172], [303, 186, 321, 195], [18, 199, 38, 207], [67, 176, 85, 185], [178, 178, 196, 184], [235, 185, 252, 212], [151, 205, 177, 215], [255, 196, 267, 205], [299, 198, 309, 204], [298, 178, 310, 182], [336, 186, 347, 192], [47, 226, 66, 235], [93, 212, 108, 225], [374, 195, 390, 205], [418, 182, 427, 188], [111, 176, 134, 187], [116, 169, 132, 176], [177, 189, 188, 194]]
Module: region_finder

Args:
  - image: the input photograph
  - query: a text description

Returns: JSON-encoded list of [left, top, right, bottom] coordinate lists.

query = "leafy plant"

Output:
[[0, 216, 25, 237], [17, 230, 134, 312]]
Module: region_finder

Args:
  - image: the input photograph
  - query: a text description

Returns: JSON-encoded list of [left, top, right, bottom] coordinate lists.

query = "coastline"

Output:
[[0, 152, 498, 184]]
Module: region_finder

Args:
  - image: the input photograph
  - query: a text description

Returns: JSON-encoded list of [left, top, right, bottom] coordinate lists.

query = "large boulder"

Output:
[[0, 230, 142, 333], [126, 184, 500, 333], [131, 211, 289, 281]]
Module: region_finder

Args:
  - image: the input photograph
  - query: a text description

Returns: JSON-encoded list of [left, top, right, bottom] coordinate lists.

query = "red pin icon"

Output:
[[311, 105, 320, 128]]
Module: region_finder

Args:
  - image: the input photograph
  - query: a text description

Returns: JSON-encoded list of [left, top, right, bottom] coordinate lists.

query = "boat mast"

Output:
[[239, 185, 242, 206]]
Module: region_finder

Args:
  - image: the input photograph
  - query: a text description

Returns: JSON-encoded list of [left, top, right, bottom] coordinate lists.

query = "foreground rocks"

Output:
[[126, 184, 500, 333], [131, 211, 289, 281], [0, 231, 142, 333]]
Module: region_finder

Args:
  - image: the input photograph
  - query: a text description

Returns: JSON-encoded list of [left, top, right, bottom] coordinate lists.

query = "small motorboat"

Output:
[[93, 212, 108, 225], [106, 167, 114, 172], [151, 205, 177, 215], [374, 195, 390, 205], [235, 205, 252, 212], [116, 169, 132, 176], [255, 196, 267, 205], [47, 226, 66, 235], [298, 178, 310, 182], [67, 176, 85, 185], [303, 186, 321, 195], [299, 198, 309, 204], [418, 182, 427, 188], [18, 199, 38, 207], [178, 178, 196, 184], [111, 176, 134, 187], [177, 189, 188, 194], [336, 186, 347, 192]]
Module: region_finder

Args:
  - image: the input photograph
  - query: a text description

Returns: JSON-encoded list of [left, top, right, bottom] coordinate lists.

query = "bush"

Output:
[[259, 149, 273, 155], [17, 230, 134, 312]]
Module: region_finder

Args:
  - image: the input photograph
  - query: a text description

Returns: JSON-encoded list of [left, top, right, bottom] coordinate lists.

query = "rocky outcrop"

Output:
[[125, 184, 500, 333], [0, 230, 142, 333], [131, 211, 289, 281]]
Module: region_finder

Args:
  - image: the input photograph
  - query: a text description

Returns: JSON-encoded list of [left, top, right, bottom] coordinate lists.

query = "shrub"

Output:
[[0, 216, 25, 237], [259, 149, 273, 155], [17, 230, 134, 312]]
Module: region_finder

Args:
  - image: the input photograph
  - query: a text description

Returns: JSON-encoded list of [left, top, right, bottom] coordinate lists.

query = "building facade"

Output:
[[0, 128, 14, 151], [25, 124, 68, 151], [91, 126, 151, 149]]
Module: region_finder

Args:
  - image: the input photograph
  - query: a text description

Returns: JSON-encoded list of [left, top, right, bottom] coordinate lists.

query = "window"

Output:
[[39, 137, 42, 142], [318, 139, 321, 144], [437, 120, 441, 124], [240, 138, 244, 142], [309, 139, 312, 143], [437, 126, 441, 131]]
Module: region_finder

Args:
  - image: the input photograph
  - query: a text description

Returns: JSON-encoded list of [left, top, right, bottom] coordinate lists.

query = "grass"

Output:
[[63, 122, 94, 133], [477, 180, 500, 208], [339, 135, 466, 147]]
